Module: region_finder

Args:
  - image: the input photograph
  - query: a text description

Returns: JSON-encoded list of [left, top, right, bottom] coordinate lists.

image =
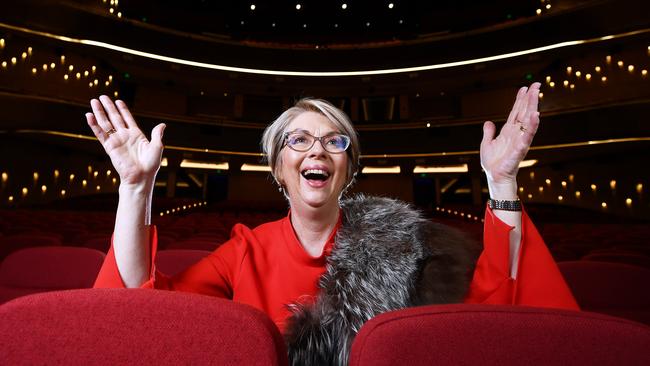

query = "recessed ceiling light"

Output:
[[296, 4, 301, 10], [271, 22, 276, 27], [399, 19, 403, 24], [342, 3, 347, 10], [250, 4, 256, 11], [366, 22, 370, 27], [388, 3, 394, 9], [303, 24, 307, 28]]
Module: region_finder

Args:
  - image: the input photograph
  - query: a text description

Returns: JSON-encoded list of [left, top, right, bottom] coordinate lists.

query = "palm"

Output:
[[86, 96, 165, 186], [103, 129, 162, 184], [480, 83, 540, 185]]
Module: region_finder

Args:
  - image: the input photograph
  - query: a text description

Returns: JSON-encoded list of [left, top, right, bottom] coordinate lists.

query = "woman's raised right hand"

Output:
[[85, 96, 166, 188]]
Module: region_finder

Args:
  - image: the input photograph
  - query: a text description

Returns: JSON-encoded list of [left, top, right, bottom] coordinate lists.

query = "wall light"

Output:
[[413, 164, 468, 173], [362, 166, 401, 174], [180, 159, 229, 170], [240, 164, 272, 172]]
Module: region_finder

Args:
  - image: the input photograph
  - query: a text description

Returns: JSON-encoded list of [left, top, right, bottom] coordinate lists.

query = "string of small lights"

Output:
[[159, 201, 208, 217], [536, 0, 552, 16], [1, 163, 646, 216], [541, 47, 649, 97], [0, 37, 119, 97], [435, 206, 483, 223], [101, 0, 123, 19], [521, 171, 645, 212], [0, 166, 118, 204]]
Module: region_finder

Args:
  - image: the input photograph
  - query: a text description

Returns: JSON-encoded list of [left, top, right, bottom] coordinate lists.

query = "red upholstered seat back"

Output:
[[155, 249, 212, 276], [0, 233, 62, 260], [349, 304, 650, 366], [558, 261, 650, 324], [0, 289, 288, 365], [0, 246, 105, 304]]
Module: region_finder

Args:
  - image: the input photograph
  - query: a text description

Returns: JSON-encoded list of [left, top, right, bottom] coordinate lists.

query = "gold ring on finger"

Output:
[[105, 128, 117, 136], [519, 125, 527, 132]]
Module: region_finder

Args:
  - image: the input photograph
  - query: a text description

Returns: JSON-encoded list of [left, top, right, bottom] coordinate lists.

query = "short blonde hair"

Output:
[[261, 98, 360, 190]]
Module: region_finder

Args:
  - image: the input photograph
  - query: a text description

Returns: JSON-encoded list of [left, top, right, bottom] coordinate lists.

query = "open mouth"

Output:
[[301, 168, 330, 182]]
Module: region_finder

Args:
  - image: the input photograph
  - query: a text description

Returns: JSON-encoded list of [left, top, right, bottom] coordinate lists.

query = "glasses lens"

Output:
[[286, 132, 314, 151], [323, 134, 350, 153]]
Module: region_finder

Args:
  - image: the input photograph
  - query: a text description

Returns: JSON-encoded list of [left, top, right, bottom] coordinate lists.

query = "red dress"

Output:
[[94, 206, 579, 332]]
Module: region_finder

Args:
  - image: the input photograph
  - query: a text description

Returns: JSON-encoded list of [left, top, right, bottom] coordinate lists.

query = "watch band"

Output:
[[487, 198, 522, 211]]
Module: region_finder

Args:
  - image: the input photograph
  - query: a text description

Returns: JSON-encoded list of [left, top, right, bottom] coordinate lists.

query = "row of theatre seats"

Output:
[[3, 208, 649, 267], [0, 208, 285, 258], [436, 216, 650, 269], [1, 288, 649, 364], [1, 245, 649, 324], [1, 207, 649, 364]]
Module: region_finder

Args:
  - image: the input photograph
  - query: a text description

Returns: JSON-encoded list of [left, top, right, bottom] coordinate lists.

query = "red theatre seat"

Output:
[[349, 304, 650, 366], [0, 289, 288, 366], [558, 261, 650, 324], [0, 246, 105, 304], [155, 249, 212, 276], [0, 233, 62, 260]]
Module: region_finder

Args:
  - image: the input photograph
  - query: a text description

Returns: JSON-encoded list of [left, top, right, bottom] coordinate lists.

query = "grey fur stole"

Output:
[[284, 195, 479, 366]]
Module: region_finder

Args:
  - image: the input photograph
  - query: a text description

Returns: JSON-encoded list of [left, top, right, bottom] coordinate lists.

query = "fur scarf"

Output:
[[284, 195, 479, 365]]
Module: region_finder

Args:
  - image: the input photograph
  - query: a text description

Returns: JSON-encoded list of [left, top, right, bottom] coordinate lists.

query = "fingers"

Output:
[[481, 121, 496, 146], [98, 95, 128, 129], [90, 99, 115, 133], [85, 113, 107, 144], [519, 83, 541, 136], [115, 100, 140, 130], [150, 123, 166, 147], [524, 82, 541, 120], [507, 86, 528, 124]]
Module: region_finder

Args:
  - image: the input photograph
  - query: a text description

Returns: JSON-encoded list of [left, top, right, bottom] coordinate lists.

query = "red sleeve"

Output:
[[464, 206, 579, 310], [93, 224, 249, 299]]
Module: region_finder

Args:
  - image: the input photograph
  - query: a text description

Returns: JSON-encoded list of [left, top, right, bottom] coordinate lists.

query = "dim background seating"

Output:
[[1, 205, 649, 323], [0, 246, 105, 304], [558, 261, 650, 325], [349, 304, 650, 366], [0, 289, 288, 366], [155, 249, 212, 276]]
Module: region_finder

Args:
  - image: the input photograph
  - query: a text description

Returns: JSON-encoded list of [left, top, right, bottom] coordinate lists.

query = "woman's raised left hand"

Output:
[[480, 82, 540, 196]]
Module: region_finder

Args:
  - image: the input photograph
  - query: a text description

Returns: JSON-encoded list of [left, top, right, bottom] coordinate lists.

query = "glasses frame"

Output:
[[282, 130, 351, 154]]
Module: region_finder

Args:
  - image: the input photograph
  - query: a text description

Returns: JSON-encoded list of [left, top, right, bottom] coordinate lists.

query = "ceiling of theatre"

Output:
[[0, 0, 648, 166]]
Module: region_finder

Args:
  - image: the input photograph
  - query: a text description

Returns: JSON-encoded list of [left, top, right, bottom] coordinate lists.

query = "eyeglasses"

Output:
[[283, 130, 351, 154]]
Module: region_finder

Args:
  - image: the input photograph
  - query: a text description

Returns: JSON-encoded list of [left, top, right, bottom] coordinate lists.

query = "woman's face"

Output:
[[278, 111, 349, 210]]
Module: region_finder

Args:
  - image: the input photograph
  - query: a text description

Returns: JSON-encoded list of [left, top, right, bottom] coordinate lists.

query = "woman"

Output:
[[89, 82, 578, 365]]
